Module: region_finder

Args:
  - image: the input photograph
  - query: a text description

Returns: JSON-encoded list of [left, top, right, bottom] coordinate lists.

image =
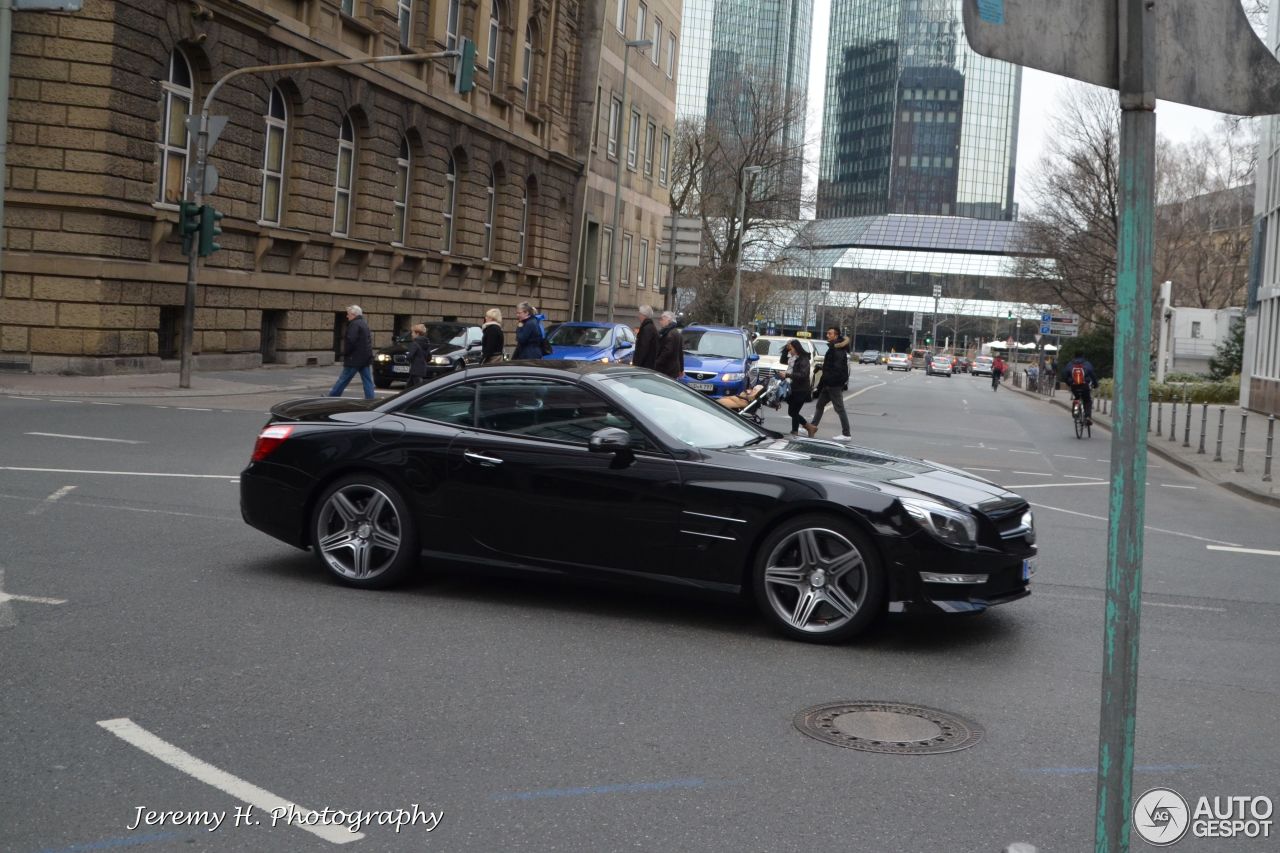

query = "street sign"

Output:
[[185, 115, 229, 153], [661, 216, 702, 268], [1039, 324, 1052, 335], [1034, 333, 1043, 344], [1041, 312, 1052, 323], [911, 311, 922, 330]]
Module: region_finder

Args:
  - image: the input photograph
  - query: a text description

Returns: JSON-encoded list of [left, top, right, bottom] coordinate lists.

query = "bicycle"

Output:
[[1070, 389, 1091, 439]]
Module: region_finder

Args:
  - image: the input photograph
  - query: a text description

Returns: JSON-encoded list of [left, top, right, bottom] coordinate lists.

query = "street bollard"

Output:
[[1215, 407, 1225, 462], [1198, 403, 1208, 454], [1265, 416, 1275, 483], [1170, 399, 1178, 442], [1148, 400, 1153, 432], [1236, 413, 1248, 473], [1183, 397, 1192, 447], [1157, 401, 1163, 436]]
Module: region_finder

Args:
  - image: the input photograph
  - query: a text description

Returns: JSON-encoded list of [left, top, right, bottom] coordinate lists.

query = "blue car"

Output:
[[678, 325, 758, 398], [543, 321, 636, 363]]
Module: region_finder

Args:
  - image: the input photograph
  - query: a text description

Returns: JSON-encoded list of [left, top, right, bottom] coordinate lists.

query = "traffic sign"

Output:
[[1040, 324, 1052, 335]]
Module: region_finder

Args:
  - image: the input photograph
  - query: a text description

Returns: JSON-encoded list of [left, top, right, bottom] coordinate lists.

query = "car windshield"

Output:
[[683, 330, 746, 360], [812, 341, 829, 357], [424, 324, 467, 346], [862, 350, 878, 358], [606, 374, 763, 449], [549, 325, 611, 347], [976, 357, 993, 365], [752, 339, 789, 357]]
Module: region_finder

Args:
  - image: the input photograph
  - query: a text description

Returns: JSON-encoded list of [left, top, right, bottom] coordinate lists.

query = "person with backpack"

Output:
[[809, 326, 852, 440], [1060, 351, 1099, 424], [991, 354, 1006, 391], [513, 301, 549, 360]]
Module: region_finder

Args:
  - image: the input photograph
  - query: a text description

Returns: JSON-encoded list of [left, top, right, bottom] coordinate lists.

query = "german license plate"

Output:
[[689, 382, 715, 392], [392, 365, 410, 374], [1022, 557, 1037, 581]]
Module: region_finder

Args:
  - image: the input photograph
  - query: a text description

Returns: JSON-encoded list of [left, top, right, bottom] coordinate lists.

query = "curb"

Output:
[[1006, 382, 1280, 509], [0, 382, 338, 399]]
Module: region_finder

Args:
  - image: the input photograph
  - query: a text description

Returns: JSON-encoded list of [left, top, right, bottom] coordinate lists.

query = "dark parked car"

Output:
[[955, 357, 971, 374], [242, 363, 1036, 643], [372, 322, 484, 388]]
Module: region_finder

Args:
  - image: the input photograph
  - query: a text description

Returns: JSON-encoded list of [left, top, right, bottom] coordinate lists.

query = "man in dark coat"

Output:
[[406, 323, 431, 388], [654, 311, 684, 379], [328, 304, 375, 399], [633, 305, 658, 369], [809, 326, 852, 440]]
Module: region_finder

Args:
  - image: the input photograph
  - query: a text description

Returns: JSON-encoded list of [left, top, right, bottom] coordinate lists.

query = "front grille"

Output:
[[392, 354, 408, 365], [687, 370, 717, 381]]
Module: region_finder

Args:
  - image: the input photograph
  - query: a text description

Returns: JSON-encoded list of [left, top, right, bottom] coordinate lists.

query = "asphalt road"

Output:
[[1, 369, 1277, 853]]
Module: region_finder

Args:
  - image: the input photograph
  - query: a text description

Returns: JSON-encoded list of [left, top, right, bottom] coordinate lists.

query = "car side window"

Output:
[[398, 382, 476, 426], [475, 379, 651, 449], [466, 327, 482, 347]]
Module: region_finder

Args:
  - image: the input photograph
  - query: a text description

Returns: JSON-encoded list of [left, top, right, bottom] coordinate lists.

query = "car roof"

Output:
[[450, 360, 643, 378], [684, 324, 744, 333], [554, 320, 616, 328]]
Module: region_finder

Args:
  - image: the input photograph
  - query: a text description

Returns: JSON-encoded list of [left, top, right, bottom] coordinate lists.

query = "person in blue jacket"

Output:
[[513, 301, 547, 360]]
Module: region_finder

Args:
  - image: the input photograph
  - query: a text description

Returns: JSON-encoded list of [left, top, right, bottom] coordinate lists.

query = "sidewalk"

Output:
[[1009, 379, 1280, 509], [0, 364, 343, 399]]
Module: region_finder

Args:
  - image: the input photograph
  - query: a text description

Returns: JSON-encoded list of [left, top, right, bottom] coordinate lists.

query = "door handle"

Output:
[[463, 450, 503, 467]]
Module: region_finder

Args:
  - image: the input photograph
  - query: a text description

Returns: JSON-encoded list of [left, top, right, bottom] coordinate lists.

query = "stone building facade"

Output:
[[2, 0, 590, 373]]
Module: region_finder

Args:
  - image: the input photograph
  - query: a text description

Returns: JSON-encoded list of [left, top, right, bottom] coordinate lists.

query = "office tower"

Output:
[[818, 0, 1021, 221]]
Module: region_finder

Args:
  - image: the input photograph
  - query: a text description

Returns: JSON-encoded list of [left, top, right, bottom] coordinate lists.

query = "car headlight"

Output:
[[431, 356, 451, 365], [599, 356, 612, 363], [901, 498, 978, 546], [375, 354, 390, 363], [721, 372, 745, 382], [1021, 509, 1035, 544]]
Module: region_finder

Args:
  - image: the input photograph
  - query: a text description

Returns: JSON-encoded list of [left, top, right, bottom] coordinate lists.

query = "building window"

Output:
[[897, 155, 906, 167], [601, 227, 613, 282], [607, 97, 621, 159], [398, 0, 413, 44], [518, 183, 529, 266], [636, 2, 646, 40], [522, 21, 534, 104], [644, 121, 656, 175], [259, 87, 287, 224], [666, 33, 676, 78], [592, 86, 602, 151], [487, 1, 501, 79], [651, 17, 661, 65], [443, 155, 456, 254], [615, 0, 626, 33], [341, 0, 354, 13], [655, 249, 666, 294], [392, 136, 410, 245], [637, 238, 648, 288], [482, 167, 496, 260], [627, 108, 640, 169], [333, 114, 355, 236], [446, 0, 460, 50], [620, 234, 632, 285], [1191, 321, 1202, 338], [158, 50, 193, 205], [659, 131, 670, 184]]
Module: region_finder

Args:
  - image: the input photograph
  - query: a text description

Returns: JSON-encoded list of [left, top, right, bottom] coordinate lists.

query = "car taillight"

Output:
[[251, 424, 294, 462]]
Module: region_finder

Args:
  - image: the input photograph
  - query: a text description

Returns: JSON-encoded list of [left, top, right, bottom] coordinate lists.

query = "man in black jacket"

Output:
[[654, 310, 684, 379], [633, 305, 658, 369], [328, 304, 376, 399], [809, 326, 852, 440]]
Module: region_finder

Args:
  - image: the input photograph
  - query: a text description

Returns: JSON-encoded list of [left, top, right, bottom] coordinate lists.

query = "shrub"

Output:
[[1095, 375, 1240, 404]]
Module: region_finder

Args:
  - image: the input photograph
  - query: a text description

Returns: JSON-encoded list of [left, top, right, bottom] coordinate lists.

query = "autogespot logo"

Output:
[[1133, 787, 1191, 846]]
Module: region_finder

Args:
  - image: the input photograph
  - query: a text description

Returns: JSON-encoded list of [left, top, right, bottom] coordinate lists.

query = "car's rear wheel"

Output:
[[752, 515, 885, 643], [310, 474, 418, 589]]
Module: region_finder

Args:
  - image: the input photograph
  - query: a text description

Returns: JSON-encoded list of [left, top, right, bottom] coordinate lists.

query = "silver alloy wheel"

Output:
[[762, 526, 868, 635], [314, 483, 404, 581]]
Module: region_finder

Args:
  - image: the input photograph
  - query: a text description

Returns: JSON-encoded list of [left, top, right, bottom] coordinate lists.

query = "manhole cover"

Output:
[[793, 701, 984, 754]]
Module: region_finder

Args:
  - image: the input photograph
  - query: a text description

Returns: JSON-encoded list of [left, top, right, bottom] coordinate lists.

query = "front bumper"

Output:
[[680, 376, 748, 398], [373, 361, 457, 383], [882, 530, 1036, 615]]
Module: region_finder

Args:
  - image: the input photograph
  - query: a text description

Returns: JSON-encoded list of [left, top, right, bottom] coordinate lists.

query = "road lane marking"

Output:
[[25, 432, 145, 445], [963, 467, 1002, 473], [1054, 454, 1087, 461], [1012, 471, 1052, 477], [177, 407, 213, 412], [1008, 481, 1109, 489], [1206, 545, 1280, 557], [1033, 591, 1227, 613], [491, 778, 707, 801], [29, 485, 76, 516], [0, 568, 68, 629], [1064, 474, 1105, 481], [1161, 484, 1198, 490], [0, 466, 236, 480], [86, 401, 123, 406], [48, 399, 82, 404], [844, 380, 887, 400], [97, 718, 364, 844], [1027, 501, 1241, 546], [1008, 449, 1039, 455]]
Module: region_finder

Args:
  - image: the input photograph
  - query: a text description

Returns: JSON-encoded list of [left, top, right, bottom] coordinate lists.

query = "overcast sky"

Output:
[[802, 0, 1245, 215]]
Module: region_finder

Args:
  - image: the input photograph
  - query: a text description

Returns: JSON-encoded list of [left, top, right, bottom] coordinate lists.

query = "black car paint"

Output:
[[371, 324, 485, 387], [241, 363, 1034, 614]]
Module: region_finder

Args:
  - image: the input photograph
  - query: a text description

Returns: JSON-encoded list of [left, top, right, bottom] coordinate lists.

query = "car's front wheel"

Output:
[[310, 474, 419, 589], [752, 514, 884, 643]]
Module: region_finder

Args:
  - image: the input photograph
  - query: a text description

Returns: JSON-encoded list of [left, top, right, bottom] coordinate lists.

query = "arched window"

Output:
[[482, 167, 496, 261], [392, 136, 411, 245], [522, 22, 534, 106], [158, 50, 193, 205], [442, 156, 457, 254], [333, 115, 355, 236], [260, 87, 288, 224], [487, 1, 502, 80]]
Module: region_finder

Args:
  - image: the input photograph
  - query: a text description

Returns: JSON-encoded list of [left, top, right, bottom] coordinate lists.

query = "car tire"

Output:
[[751, 514, 885, 643], [310, 473, 419, 589]]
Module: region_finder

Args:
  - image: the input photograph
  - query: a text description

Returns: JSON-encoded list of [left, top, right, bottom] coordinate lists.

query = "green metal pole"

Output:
[[1095, 0, 1155, 846]]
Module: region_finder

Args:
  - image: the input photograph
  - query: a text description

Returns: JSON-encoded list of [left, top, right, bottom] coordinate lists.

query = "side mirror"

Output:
[[588, 427, 632, 454], [615, 340, 634, 350], [747, 353, 760, 363], [468, 341, 483, 350]]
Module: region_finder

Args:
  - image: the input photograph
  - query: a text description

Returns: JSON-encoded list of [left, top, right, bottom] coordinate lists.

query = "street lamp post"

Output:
[[930, 283, 941, 349], [606, 38, 653, 324], [880, 308, 888, 353], [731, 165, 763, 328], [818, 280, 830, 333]]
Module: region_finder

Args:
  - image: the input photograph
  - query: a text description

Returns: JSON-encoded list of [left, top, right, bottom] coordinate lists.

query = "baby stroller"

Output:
[[716, 371, 775, 425]]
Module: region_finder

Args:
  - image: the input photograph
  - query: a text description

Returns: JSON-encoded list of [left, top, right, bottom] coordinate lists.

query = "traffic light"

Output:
[[455, 37, 477, 94], [197, 204, 223, 257], [1007, 310, 1014, 320], [178, 200, 201, 256], [925, 336, 932, 345]]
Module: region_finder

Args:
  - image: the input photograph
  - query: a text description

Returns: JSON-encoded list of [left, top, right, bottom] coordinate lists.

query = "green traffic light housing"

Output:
[[455, 37, 477, 94], [178, 200, 201, 256], [197, 204, 223, 257]]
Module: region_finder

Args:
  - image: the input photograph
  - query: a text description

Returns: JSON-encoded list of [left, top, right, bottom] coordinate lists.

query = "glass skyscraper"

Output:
[[817, 0, 1021, 221]]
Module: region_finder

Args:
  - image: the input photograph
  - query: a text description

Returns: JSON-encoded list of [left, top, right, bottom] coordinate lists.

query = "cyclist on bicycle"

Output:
[[1060, 351, 1099, 424]]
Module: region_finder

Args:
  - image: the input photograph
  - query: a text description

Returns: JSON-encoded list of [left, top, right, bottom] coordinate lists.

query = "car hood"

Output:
[[549, 345, 611, 361], [378, 341, 463, 358], [711, 438, 1020, 509], [683, 354, 743, 372], [269, 397, 384, 422]]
